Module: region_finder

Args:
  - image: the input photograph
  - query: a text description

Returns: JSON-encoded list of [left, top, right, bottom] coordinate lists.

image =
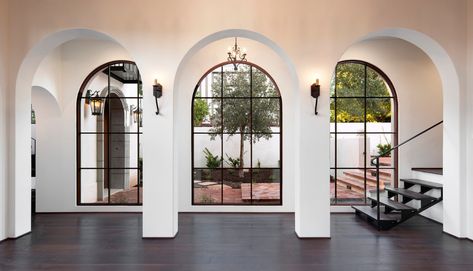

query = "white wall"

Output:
[[0, 0, 8, 241], [3, 0, 468, 239], [31, 40, 143, 212], [467, 0, 473, 241]]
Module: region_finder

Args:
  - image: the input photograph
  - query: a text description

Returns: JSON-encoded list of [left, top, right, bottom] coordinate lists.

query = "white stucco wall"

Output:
[[0, 0, 8, 241], [467, 0, 473, 241], [1, 0, 469, 239]]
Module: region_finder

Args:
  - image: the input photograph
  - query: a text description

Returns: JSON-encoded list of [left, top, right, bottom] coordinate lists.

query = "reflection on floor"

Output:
[[1, 213, 472, 270]]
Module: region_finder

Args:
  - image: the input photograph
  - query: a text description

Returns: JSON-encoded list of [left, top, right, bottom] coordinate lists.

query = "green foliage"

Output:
[[208, 65, 279, 168], [225, 154, 241, 168], [330, 63, 392, 123], [377, 143, 392, 157], [203, 148, 222, 168], [193, 94, 209, 126]]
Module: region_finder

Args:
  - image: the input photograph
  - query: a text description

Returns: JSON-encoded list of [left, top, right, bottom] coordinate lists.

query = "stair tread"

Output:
[[352, 206, 401, 221], [368, 196, 415, 211], [401, 178, 443, 189], [385, 187, 437, 200]]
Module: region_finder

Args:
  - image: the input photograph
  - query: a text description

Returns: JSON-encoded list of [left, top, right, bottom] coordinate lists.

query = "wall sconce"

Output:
[[153, 79, 162, 115], [311, 79, 320, 115], [86, 89, 104, 116]]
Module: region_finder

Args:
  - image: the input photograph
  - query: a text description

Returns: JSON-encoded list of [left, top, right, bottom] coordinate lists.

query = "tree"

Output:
[[209, 65, 279, 176], [193, 93, 209, 126], [330, 63, 392, 123]]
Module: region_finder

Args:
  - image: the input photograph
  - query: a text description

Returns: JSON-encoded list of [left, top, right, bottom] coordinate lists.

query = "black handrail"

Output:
[[370, 120, 443, 230]]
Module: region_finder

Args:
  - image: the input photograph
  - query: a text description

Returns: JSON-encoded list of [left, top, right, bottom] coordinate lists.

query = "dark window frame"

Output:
[[331, 60, 398, 206], [191, 61, 283, 206], [76, 60, 143, 206]]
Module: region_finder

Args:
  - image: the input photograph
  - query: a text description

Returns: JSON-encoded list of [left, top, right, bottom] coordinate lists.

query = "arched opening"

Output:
[[330, 60, 398, 205], [191, 61, 282, 205], [77, 60, 143, 205]]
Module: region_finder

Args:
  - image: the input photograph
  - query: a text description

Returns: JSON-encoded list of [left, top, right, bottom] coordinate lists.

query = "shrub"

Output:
[[203, 148, 222, 168]]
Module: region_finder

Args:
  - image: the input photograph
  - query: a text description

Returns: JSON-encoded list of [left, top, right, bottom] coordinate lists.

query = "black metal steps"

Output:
[[385, 187, 437, 200], [368, 196, 415, 211], [353, 178, 443, 230]]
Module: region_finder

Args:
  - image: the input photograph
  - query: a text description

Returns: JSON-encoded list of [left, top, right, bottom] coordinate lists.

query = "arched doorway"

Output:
[[191, 61, 282, 205]]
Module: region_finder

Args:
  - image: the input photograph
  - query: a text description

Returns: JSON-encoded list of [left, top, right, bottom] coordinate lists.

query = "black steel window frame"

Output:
[[76, 60, 143, 206], [191, 61, 283, 206], [331, 60, 398, 206]]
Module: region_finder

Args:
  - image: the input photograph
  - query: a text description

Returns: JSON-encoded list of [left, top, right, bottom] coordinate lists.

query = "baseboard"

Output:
[[295, 232, 331, 239], [142, 231, 179, 239]]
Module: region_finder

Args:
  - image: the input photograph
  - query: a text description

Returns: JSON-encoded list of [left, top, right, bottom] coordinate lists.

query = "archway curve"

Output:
[[173, 29, 300, 101], [336, 28, 464, 237], [11, 28, 135, 238]]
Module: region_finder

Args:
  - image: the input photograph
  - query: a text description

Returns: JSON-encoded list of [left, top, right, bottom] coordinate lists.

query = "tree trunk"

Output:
[[239, 127, 245, 178]]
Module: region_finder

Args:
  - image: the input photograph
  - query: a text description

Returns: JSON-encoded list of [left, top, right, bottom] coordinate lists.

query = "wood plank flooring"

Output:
[[0, 213, 472, 271]]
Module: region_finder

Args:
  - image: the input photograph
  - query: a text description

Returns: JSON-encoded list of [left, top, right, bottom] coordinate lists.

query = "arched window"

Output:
[[192, 62, 282, 205], [330, 60, 398, 205], [77, 61, 143, 205]]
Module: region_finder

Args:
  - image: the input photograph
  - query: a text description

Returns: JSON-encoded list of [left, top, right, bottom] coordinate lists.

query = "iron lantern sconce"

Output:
[[311, 79, 320, 115], [153, 79, 162, 115], [86, 89, 104, 116], [132, 106, 143, 127]]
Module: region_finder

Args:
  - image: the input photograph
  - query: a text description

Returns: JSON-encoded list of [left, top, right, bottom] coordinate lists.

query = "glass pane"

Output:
[[193, 169, 222, 204], [367, 67, 391, 97], [222, 99, 251, 133], [222, 134, 250, 169], [252, 99, 280, 133], [252, 134, 280, 168], [80, 135, 139, 170], [366, 98, 392, 128], [330, 98, 335, 133], [330, 135, 335, 168], [138, 169, 143, 204], [252, 168, 281, 205], [252, 69, 279, 97], [223, 168, 250, 204], [365, 168, 394, 193], [223, 63, 250, 97], [106, 98, 137, 133], [333, 168, 366, 204], [80, 169, 107, 204], [336, 134, 366, 168], [193, 134, 222, 168], [367, 133, 394, 167], [109, 169, 139, 204], [193, 99, 221, 132], [335, 63, 365, 97], [334, 98, 365, 123], [195, 67, 222, 98]]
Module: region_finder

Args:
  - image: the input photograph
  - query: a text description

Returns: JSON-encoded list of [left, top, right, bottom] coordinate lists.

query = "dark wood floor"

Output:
[[0, 213, 472, 271]]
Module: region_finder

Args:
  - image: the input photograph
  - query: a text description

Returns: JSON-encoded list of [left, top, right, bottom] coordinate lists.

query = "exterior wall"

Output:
[[0, 0, 8, 241], [2, 0, 469, 238]]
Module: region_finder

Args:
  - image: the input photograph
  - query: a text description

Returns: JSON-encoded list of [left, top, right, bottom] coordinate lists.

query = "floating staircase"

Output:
[[353, 178, 442, 230], [352, 121, 444, 230]]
